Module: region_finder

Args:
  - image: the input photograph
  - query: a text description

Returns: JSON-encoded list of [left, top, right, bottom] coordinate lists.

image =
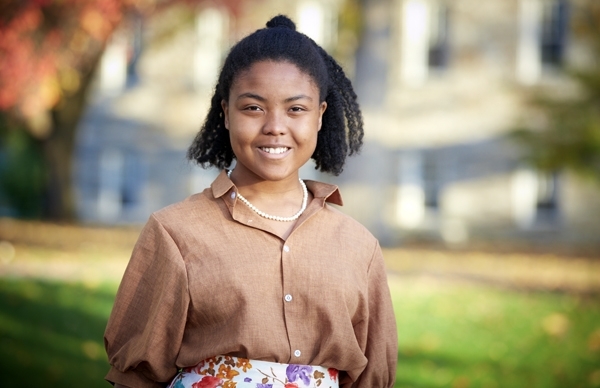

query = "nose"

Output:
[[262, 109, 287, 135]]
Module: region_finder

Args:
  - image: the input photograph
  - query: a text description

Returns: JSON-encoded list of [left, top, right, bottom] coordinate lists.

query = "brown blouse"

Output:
[[104, 171, 398, 388]]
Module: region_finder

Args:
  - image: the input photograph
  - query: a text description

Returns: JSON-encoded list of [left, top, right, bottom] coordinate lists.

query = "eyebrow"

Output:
[[236, 93, 313, 103], [236, 92, 266, 102]]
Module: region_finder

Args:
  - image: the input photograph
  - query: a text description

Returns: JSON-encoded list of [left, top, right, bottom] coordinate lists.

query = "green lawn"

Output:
[[389, 276, 600, 388], [0, 278, 118, 387], [0, 274, 599, 387], [0, 242, 600, 388]]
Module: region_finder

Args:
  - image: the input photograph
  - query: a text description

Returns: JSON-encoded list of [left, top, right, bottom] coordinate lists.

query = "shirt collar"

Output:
[[211, 170, 235, 199], [211, 170, 344, 206]]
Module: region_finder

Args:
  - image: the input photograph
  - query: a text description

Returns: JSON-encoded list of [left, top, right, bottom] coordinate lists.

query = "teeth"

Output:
[[261, 147, 289, 154]]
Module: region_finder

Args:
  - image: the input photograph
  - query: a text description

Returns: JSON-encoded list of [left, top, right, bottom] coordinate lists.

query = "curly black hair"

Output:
[[187, 14, 363, 176]]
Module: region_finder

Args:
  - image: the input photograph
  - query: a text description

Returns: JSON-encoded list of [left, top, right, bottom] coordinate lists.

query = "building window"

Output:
[[395, 150, 425, 228], [400, 0, 450, 86], [534, 171, 559, 225], [121, 153, 144, 209], [423, 153, 440, 209], [536, 172, 558, 209], [540, 0, 568, 66], [512, 168, 559, 228], [428, 2, 450, 69], [126, 12, 143, 86]]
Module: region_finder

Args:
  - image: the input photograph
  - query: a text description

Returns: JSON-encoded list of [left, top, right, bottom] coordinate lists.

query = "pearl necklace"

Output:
[[227, 170, 308, 222]]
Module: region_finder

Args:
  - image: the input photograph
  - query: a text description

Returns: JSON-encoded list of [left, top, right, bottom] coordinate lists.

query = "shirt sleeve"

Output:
[[104, 214, 190, 388], [349, 242, 398, 387]]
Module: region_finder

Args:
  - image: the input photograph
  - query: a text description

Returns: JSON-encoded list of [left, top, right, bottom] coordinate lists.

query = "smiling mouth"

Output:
[[260, 147, 290, 154]]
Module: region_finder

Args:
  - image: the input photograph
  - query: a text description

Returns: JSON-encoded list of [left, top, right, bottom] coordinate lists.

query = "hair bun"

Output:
[[266, 15, 296, 31]]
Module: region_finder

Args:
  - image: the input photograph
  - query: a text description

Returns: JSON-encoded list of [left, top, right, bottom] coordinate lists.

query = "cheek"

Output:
[[300, 125, 320, 150], [309, 117, 322, 140], [228, 124, 254, 151]]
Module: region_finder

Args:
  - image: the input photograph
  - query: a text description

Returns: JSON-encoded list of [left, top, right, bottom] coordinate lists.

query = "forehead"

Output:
[[231, 60, 319, 94]]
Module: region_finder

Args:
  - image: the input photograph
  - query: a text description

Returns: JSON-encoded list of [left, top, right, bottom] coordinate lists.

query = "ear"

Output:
[[317, 101, 327, 132], [221, 100, 230, 130]]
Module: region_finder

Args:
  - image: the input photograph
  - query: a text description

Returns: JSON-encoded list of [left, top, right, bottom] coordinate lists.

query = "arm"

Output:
[[350, 242, 398, 387], [104, 214, 190, 388]]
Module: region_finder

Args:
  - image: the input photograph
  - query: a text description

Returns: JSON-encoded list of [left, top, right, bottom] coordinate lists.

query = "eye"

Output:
[[290, 106, 306, 113], [244, 105, 262, 111]]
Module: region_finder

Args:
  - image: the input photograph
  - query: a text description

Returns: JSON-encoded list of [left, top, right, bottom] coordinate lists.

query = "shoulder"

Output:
[[305, 201, 380, 265], [326, 204, 378, 246], [326, 203, 375, 237], [306, 179, 379, 251], [146, 188, 220, 233]]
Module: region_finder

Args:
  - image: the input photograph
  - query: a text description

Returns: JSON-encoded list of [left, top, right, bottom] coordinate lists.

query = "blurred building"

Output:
[[75, 0, 600, 248], [347, 0, 600, 247]]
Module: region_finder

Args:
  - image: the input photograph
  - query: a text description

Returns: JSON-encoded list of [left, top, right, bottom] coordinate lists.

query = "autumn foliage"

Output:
[[0, 0, 245, 219], [0, 0, 245, 130], [0, 0, 131, 136]]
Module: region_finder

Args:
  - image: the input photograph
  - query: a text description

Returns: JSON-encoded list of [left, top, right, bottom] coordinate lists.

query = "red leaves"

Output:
[[0, 3, 58, 116], [0, 0, 128, 121], [0, 0, 243, 130]]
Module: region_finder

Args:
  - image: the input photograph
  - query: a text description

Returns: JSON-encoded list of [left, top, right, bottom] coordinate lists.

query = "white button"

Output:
[[230, 192, 236, 199], [283, 245, 290, 252], [284, 294, 293, 302], [294, 350, 301, 357]]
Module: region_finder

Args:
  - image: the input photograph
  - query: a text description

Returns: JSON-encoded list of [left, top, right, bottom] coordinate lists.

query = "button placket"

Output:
[[282, 240, 301, 363]]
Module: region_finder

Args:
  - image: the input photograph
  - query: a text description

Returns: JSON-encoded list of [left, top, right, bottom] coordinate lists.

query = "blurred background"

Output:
[[0, 0, 599, 387]]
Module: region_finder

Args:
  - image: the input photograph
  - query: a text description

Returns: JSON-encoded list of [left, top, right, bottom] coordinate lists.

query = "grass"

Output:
[[0, 234, 599, 387], [389, 276, 600, 388], [1, 277, 598, 388], [0, 278, 118, 387]]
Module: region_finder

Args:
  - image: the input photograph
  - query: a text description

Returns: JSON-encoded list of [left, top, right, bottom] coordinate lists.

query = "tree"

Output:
[[0, 0, 245, 220], [512, 0, 600, 183]]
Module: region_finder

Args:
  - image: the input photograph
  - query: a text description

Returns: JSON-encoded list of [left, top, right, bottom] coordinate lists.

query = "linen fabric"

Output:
[[104, 170, 398, 388]]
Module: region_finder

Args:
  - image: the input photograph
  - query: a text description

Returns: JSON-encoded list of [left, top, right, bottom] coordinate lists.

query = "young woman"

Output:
[[104, 15, 397, 388]]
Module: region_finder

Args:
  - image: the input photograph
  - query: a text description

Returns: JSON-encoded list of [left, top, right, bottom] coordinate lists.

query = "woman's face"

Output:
[[221, 60, 327, 184]]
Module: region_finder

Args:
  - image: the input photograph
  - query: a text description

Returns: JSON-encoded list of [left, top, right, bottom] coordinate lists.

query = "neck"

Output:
[[227, 169, 308, 223], [228, 169, 301, 198]]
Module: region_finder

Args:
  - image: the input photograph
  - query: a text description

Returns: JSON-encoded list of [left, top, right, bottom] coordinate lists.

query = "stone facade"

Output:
[[75, 0, 600, 248]]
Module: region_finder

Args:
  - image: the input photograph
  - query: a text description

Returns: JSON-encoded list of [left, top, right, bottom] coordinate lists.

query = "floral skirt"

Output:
[[168, 355, 339, 388]]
